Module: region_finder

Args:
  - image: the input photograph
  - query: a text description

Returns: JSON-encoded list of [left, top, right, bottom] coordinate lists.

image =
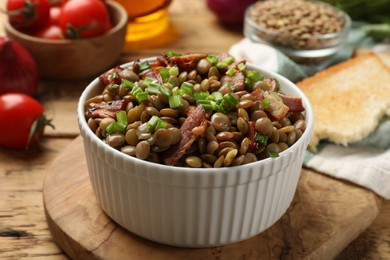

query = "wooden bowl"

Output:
[[3, 1, 128, 80]]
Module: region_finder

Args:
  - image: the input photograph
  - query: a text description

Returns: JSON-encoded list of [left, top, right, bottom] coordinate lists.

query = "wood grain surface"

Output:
[[42, 137, 380, 260], [1, 0, 390, 259]]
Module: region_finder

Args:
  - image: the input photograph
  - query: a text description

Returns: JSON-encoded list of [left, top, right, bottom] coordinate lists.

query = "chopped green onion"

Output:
[[155, 119, 168, 130], [116, 110, 127, 124], [223, 93, 239, 107], [167, 78, 177, 88], [169, 95, 184, 109], [169, 66, 179, 77], [131, 86, 149, 103], [275, 80, 281, 91], [262, 98, 271, 108], [147, 116, 169, 131], [147, 86, 160, 94], [159, 68, 170, 82], [238, 63, 246, 71], [115, 122, 127, 132], [268, 151, 279, 158], [197, 99, 217, 111], [207, 55, 218, 65], [106, 122, 116, 134], [142, 77, 161, 91], [211, 91, 223, 101], [226, 67, 236, 77], [159, 85, 172, 96], [138, 61, 151, 71], [135, 92, 149, 102], [246, 70, 264, 82], [109, 72, 119, 80], [255, 133, 268, 146], [216, 56, 235, 69], [193, 91, 210, 101], [180, 82, 193, 94], [107, 84, 120, 91], [106, 111, 128, 134], [122, 79, 134, 89], [166, 51, 182, 57], [216, 62, 228, 69]]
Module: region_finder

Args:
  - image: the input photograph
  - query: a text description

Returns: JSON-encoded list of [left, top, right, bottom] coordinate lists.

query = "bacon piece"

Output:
[[278, 94, 305, 112], [250, 88, 264, 101], [158, 53, 208, 72], [99, 67, 123, 86], [247, 121, 258, 153], [263, 92, 289, 120], [85, 100, 128, 119], [263, 78, 277, 91], [215, 52, 231, 61], [139, 68, 164, 83], [163, 105, 208, 166], [220, 71, 245, 91]]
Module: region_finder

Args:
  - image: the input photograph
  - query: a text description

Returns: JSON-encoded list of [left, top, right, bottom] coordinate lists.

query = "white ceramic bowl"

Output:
[[77, 59, 314, 247]]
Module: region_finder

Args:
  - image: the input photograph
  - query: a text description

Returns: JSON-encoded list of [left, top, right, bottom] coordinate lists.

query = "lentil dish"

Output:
[[84, 52, 306, 168]]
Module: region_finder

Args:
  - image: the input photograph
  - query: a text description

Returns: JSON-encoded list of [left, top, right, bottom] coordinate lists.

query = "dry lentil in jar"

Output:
[[84, 52, 306, 168], [249, 0, 346, 49]]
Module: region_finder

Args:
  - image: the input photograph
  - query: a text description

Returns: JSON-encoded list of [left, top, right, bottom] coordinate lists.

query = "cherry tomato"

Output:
[[59, 0, 111, 39], [0, 93, 52, 149], [6, 0, 51, 32], [48, 6, 62, 26], [34, 24, 64, 39]]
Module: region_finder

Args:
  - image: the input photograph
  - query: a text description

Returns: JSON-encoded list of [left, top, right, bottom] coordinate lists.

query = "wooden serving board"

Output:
[[42, 136, 381, 259]]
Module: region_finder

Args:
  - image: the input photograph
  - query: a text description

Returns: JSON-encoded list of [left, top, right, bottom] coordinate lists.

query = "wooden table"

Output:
[[1, 0, 389, 259]]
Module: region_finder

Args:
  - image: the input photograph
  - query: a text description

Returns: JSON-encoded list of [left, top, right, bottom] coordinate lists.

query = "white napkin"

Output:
[[228, 38, 390, 199]]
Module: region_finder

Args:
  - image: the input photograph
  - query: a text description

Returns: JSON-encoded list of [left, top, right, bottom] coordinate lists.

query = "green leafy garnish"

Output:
[[268, 151, 279, 158], [262, 98, 271, 108], [107, 84, 120, 91], [167, 51, 182, 57], [207, 55, 218, 65], [138, 61, 151, 71], [255, 133, 268, 146]]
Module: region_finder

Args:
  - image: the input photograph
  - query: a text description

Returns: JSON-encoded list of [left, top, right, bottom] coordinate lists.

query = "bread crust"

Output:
[[297, 53, 390, 151]]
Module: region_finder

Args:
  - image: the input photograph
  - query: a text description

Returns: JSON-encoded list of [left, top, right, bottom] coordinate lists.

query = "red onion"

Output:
[[0, 37, 39, 96], [206, 0, 256, 25]]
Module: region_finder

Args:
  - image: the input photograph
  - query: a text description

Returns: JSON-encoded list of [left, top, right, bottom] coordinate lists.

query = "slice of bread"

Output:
[[297, 53, 390, 152], [353, 48, 390, 67]]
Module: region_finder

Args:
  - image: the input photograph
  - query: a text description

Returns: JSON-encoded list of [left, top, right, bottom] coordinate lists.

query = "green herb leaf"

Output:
[[268, 151, 279, 158], [138, 61, 151, 72], [107, 84, 120, 91], [255, 133, 268, 146], [167, 51, 182, 57], [262, 98, 271, 108], [207, 55, 218, 65]]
